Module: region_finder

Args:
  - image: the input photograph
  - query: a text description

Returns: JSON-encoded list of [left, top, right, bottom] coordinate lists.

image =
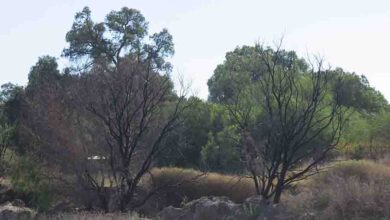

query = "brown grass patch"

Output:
[[37, 212, 142, 220], [146, 167, 256, 203], [284, 160, 390, 220]]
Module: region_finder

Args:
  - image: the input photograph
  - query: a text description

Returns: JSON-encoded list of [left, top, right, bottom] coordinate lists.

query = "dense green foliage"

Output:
[[63, 6, 174, 72]]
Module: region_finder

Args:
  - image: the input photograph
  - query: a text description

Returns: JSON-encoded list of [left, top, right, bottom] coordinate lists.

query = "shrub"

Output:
[[201, 126, 242, 173], [9, 155, 56, 211]]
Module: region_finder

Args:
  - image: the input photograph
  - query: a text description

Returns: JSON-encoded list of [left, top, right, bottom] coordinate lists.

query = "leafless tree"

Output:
[[75, 57, 191, 211], [227, 42, 349, 203]]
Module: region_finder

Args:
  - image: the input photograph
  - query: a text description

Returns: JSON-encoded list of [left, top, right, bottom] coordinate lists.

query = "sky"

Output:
[[1, 0, 390, 100]]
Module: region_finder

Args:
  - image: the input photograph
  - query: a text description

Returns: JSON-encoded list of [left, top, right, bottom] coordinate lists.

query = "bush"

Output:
[[284, 160, 390, 220], [9, 155, 56, 211], [201, 126, 242, 173]]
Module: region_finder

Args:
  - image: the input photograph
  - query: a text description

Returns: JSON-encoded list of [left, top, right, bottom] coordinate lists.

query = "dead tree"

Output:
[[227, 43, 349, 203], [77, 57, 190, 211]]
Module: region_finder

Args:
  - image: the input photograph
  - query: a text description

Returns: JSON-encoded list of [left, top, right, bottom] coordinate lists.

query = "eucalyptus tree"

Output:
[[63, 6, 173, 73]]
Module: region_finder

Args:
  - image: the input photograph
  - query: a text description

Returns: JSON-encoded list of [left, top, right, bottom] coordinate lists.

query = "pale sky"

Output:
[[1, 0, 390, 100]]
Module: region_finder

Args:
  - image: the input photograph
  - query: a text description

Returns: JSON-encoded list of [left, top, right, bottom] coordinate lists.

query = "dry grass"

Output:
[[37, 212, 143, 220], [376, 154, 390, 167], [284, 160, 390, 220], [147, 167, 256, 203], [24, 161, 390, 219]]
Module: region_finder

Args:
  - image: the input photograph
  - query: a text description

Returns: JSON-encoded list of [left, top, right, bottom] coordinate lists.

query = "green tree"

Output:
[[63, 6, 173, 72], [208, 46, 307, 103], [342, 109, 390, 159], [331, 68, 387, 113], [0, 83, 24, 124], [27, 56, 62, 91], [159, 97, 212, 168]]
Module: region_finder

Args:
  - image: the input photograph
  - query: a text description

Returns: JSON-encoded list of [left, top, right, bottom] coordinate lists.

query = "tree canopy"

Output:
[[63, 7, 174, 72]]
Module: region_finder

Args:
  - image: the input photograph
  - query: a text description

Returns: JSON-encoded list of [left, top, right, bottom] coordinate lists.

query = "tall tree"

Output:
[[222, 43, 348, 203], [61, 7, 188, 211], [76, 58, 189, 211]]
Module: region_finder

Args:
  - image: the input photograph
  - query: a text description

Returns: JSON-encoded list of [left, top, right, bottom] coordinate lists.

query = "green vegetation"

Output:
[[9, 155, 55, 211]]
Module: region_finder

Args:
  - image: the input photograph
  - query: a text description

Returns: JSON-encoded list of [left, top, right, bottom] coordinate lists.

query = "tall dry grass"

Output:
[[284, 160, 390, 220], [147, 167, 256, 203], [37, 212, 143, 220], [32, 160, 390, 219]]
